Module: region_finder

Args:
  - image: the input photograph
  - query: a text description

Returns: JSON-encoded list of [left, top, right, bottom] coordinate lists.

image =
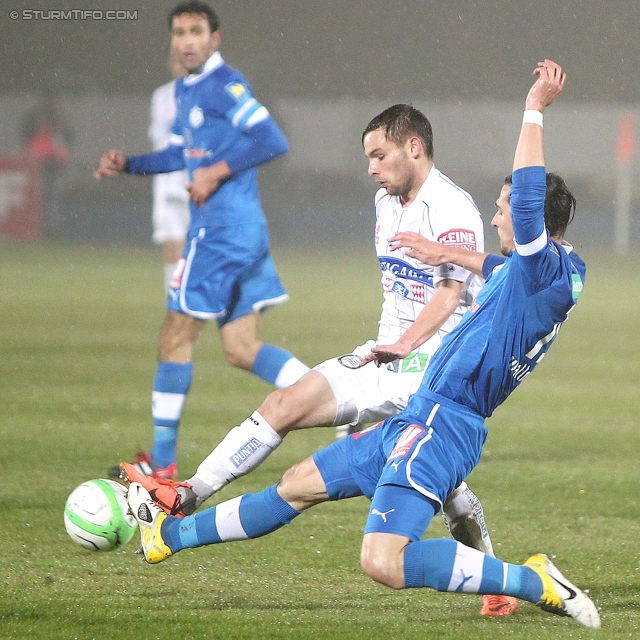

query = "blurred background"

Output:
[[1, 0, 639, 252]]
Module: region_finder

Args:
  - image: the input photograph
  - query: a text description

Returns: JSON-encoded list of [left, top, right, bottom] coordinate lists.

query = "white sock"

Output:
[[441, 481, 495, 557], [189, 411, 282, 500], [274, 358, 310, 389]]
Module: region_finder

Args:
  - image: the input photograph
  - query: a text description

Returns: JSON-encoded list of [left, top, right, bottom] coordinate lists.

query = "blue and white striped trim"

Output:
[[215, 496, 249, 541], [229, 98, 269, 129], [514, 229, 547, 256], [447, 543, 486, 592], [252, 294, 289, 312], [406, 403, 442, 506], [178, 231, 225, 320]]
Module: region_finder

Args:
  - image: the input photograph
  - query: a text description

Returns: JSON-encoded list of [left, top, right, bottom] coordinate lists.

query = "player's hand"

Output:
[[526, 60, 566, 112], [360, 342, 412, 367], [94, 150, 127, 178], [188, 161, 231, 206], [389, 231, 448, 265]]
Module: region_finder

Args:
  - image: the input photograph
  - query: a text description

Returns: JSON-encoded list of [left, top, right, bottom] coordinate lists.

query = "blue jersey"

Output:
[[416, 166, 586, 418], [126, 52, 288, 231]]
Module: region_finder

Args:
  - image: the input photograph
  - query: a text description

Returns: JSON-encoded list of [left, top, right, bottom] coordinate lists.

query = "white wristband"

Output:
[[523, 110, 543, 127]]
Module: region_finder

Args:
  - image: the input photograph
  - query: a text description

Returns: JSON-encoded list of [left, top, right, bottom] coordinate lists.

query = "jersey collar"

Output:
[[184, 51, 224, 86]]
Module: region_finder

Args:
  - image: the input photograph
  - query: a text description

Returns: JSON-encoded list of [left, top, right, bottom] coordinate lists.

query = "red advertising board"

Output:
[[0, 153, 42, 239]]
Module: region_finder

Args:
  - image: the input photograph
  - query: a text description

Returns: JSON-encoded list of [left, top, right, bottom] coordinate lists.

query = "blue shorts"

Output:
[[167, 223, 288, 327], [313, 390, 487, 541]]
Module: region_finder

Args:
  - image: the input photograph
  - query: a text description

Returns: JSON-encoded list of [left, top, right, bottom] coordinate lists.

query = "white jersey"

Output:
[[374, 166, 484, 356], [315, 166, 485, 428], [149, 80, 190, 244]]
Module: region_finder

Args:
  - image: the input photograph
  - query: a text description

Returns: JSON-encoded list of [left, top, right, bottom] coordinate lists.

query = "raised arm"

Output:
[[514, 60, 565, 172], [511, 60, 565, 252]]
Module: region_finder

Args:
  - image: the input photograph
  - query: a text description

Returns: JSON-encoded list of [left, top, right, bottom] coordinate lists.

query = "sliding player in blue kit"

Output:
[[128, 60, 600, 628], [95, 1, 308, 479]]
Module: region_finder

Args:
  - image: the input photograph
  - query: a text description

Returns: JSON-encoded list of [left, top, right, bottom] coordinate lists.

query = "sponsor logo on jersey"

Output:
[[388, 424, 425, 460], [387, 280, 427, 303], [378, 257, 433, 285], [386, 353, 429, 373], [185, 148, 210, 159], [437, 228, 477, 251], [400, 353, 429, 373], [231, 437, 264, 468], [189, 106, 204, 128], [410, 284, 426, 303], [392, 280, 410, 299], [225, 82, 248, 100]]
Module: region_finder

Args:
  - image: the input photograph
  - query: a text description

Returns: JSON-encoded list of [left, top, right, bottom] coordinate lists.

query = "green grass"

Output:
[[1, 241, 639, 639]]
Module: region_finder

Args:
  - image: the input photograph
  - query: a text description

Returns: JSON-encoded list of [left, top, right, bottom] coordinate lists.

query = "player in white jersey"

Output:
[[149, 53, 190, 292], [325, 165, 483, 430], [122, 103, 516, 617]]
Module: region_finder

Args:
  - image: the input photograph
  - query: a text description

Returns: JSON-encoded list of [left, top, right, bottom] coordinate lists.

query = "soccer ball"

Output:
[[64, 479, 138, 551]]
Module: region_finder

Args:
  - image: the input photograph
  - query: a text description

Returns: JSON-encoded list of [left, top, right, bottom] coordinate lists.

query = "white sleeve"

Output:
[[148, 82, 176, 151]]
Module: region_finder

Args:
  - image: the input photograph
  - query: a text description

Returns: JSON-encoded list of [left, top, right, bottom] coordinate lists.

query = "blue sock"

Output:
[[162, 484, 300, 551], [150, 361, 192, 468], [403, 539, 544, 602], [251, 344, 299, 386]]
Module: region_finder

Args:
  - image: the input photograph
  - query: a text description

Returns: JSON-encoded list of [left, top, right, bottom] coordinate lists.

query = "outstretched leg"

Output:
[[359, 485, 599, 629], [442, 482, 518, 616], [127, 455, 329, 563]]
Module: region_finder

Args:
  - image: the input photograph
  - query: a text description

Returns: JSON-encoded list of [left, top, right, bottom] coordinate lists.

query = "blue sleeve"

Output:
[[126, 145, 185, 175], [511, 166, 564, 293], [482, 254, 507, 280], [510, 166, 546, 247], [225, 117, 288, 175]]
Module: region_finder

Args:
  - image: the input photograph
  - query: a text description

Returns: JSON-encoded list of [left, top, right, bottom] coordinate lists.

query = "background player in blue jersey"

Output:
[[94, 1, 309, 479], [127, 60, 599, 628]]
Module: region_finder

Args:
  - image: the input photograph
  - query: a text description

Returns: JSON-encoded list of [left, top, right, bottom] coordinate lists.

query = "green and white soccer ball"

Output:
[[64, 479, 138, 551]]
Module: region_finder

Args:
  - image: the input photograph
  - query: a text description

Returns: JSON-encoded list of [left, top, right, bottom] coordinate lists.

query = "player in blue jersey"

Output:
[[127, 60, 599, 627], [94, 1, 309, 479]]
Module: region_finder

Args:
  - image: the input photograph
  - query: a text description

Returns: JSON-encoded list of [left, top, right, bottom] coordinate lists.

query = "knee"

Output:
[[159, 313, 202, 359], [360, 546, 404, 590], [222, 338, 260, 370], [279, 461, 303, 492], [258, 388, 296, 434], [277, 458, 328, 511]]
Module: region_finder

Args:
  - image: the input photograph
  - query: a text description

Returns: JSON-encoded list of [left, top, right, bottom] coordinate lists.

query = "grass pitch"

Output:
[[1, 241, 639, 639]]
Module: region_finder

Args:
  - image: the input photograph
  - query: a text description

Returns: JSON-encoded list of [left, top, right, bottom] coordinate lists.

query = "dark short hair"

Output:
[[505, 172, 576, 238], [362, 104, 434, 159], [169, 1, 220, 33]]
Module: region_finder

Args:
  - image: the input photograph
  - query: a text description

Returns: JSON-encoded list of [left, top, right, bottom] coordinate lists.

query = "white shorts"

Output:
[[314, 340, 431, 427], [152, 172, 190, 245]]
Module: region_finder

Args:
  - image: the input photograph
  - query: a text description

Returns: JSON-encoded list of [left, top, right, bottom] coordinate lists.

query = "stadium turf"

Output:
[[1, 241, 638, 639]]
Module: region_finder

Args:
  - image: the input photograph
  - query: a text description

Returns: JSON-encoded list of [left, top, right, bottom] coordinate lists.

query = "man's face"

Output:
[[170, 13, 219, 73], [363, 128, 417, 203], [492, 183, 515, 256]]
